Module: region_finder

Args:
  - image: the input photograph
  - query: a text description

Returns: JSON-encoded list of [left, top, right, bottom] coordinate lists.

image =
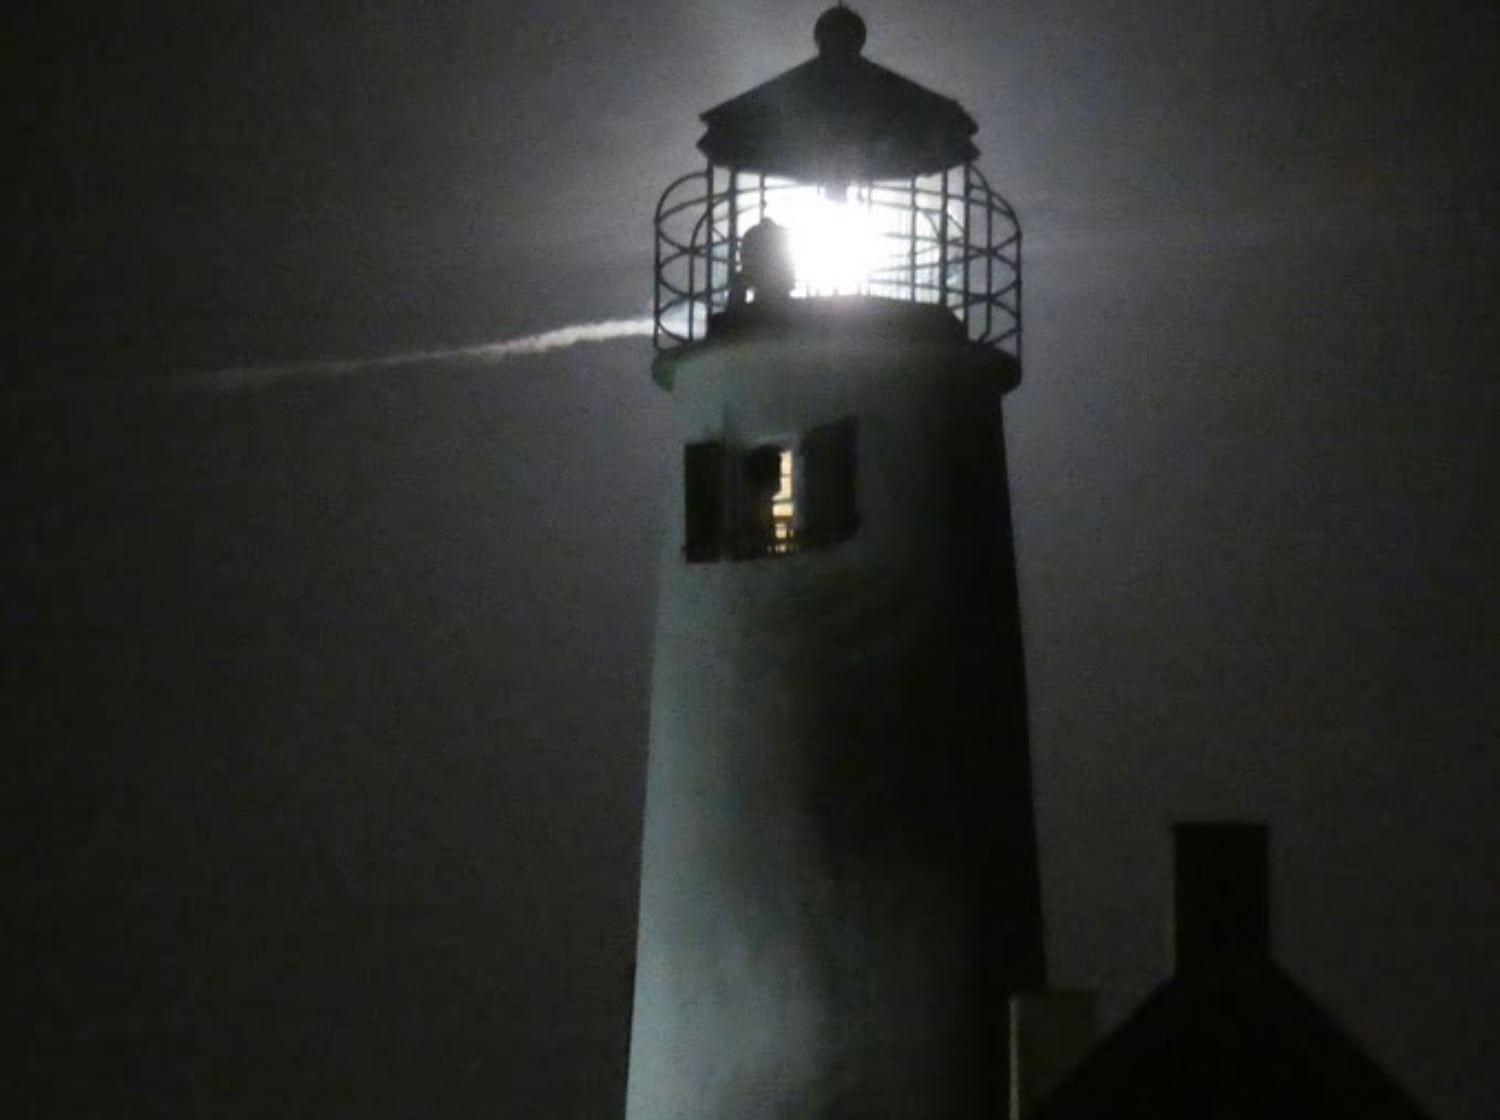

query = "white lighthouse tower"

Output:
[[626, 9, 1044, 1120]]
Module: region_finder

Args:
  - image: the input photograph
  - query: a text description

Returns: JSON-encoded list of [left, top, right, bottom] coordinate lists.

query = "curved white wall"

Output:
[[627, 311, 1042, 1120]]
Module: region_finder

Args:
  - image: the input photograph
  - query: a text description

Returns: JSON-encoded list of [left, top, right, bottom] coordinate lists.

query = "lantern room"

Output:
[[652, 5, 1021, 357]]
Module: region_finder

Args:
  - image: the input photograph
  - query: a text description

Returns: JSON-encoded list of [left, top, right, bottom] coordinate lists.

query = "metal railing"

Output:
[[654, 163, 1020, 357]]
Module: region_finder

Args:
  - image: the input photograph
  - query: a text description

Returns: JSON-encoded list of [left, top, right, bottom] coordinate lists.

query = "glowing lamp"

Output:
[[654, 5, 1020, 354]]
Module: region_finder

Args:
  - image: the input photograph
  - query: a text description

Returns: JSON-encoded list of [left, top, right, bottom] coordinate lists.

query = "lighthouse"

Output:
[[626, 9, 1044, 1120]]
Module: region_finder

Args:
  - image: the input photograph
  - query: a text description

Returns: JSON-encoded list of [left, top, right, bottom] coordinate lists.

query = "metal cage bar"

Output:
[[654, 162, 1021, 357]]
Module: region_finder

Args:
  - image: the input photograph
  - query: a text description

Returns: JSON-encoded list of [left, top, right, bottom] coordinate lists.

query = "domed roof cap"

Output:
[[814, 5, 866, 57], [697, 6, 979, 181]]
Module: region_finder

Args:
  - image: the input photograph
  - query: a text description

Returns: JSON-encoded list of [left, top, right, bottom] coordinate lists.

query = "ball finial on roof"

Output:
[[814, 5, 866, 58]]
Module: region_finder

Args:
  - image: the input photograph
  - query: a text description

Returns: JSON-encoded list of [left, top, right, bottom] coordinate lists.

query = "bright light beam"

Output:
[[175, 317, 657, 394]]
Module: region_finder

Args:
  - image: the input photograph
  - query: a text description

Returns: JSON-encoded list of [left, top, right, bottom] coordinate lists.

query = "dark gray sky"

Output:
[[7, 2, 1498, 1118]]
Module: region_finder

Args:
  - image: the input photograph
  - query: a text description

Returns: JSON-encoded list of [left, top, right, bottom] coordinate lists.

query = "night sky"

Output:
[[7, 2, 1498, 1118]]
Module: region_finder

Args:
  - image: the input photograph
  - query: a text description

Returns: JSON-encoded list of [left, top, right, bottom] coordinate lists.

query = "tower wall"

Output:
[[626, 314, 1043, 1120]]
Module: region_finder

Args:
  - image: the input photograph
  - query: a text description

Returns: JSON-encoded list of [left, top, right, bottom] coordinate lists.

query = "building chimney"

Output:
[[1172, 821, 1271, 971], [1009, 990, 1096, 1120]]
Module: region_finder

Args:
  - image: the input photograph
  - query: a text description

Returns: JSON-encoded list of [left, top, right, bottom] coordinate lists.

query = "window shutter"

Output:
[[800, 417, 858, 547], [682, 440, 727, 562]]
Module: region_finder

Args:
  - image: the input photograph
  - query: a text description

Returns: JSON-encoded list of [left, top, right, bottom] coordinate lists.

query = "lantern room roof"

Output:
[[697, 6, 979, 181]]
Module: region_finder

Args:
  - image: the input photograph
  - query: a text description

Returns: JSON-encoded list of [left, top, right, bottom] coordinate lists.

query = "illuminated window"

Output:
[[770, 449, 796, 552], [683, 419, 857, 563], [740, 443, 794, 557]]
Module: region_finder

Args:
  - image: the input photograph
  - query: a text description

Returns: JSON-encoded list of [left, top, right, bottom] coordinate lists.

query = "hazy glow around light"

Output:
[[763, 186, 882, 296]]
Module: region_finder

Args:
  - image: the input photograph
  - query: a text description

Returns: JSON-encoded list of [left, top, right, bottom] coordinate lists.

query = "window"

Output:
[[683, 419, 858, 563], [740, 444, 795, 557], [770, 448, 796, 551]]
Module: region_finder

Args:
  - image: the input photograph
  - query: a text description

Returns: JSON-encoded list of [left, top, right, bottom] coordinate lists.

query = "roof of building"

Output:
[[1024, 824, 1436, 1120], [697, 7, 978, 181], [1027, 955, 1435, 1120]]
